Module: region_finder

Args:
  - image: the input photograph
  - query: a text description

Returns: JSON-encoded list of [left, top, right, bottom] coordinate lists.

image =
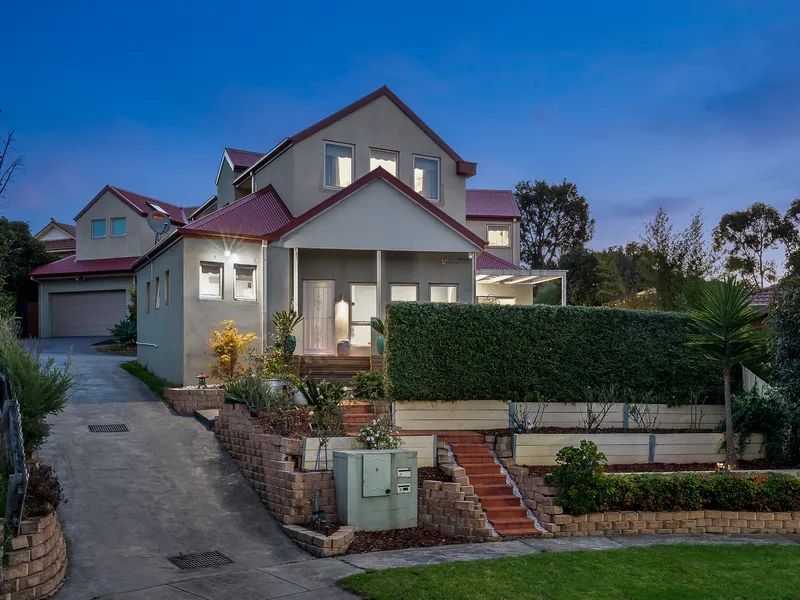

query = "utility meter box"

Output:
[[333, 449, 418, 531]]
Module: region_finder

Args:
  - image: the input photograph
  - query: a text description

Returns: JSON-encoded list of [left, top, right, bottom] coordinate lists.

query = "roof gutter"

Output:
[[131, 229, 182, 270]]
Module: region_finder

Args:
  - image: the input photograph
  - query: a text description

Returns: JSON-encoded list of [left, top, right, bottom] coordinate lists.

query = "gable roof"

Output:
[[269, 167, 485, 248], [466, 189, 521, 220], [74, 185, 190, 226], [182, 185, 293, 239], [476, 251, 524, 271], [233, 86, 477, 186], [42, 238, 76, 254], [225, 148, 265, 171], [750, 285, 775, 311], [30, 255, 138, 278], [34, 218, 76, 240]]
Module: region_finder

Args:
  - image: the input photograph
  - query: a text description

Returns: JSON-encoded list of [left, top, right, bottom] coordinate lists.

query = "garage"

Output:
[[51, 291, 127, 337]]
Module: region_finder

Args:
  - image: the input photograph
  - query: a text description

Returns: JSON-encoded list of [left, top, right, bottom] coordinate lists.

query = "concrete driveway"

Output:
[[36, 339, 311, 599]]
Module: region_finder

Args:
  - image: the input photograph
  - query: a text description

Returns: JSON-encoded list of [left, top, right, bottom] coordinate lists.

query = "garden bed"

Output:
[[418, 466, 450, 488], [481, 427, 717, 435], [519, 458, 775, 476], [347, 527, 470, 554]]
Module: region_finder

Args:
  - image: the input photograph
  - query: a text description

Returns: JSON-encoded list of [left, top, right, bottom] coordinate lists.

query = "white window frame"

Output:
[[487, 224, 511, 248], [429, 284, 457, 303], [390, 283, 418, 302], [91, 219, 106, 238], [199, 262, 223, 300], [155, 276, 160, 309], [350, 283, 377, 347], [369, 148, 399, 177], [413, 154, 441, 202], [323, 141, 355, 190], [233, 264, 257, 302], [111, 217, 126, 237]]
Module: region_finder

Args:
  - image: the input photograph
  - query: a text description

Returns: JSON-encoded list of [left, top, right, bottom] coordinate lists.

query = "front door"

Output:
[[303, 280, 335, 354]]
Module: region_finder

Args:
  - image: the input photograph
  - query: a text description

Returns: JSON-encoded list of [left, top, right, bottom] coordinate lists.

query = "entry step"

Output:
[[194, 409, 219, 430]]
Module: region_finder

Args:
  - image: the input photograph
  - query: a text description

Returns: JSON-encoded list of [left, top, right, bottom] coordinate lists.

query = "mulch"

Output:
[[347, 527, 470, 554], [418, 466, 450, 488], [480, 427, 718, 435], [520, 458, 776, 476]]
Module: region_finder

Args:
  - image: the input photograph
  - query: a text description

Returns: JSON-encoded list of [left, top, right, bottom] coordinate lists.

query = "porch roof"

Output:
[[476, 252, 566, 285]]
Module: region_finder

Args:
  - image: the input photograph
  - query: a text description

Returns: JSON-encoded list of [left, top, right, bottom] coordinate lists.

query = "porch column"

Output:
[[376, 250, 382, 318], [471, 253, 476, 303], [260, 241, 268, 347], [293, 247, 299, 313], [561, 274, 567, 306]]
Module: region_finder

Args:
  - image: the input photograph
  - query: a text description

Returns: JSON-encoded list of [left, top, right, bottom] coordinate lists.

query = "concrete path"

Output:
[[35, 339, 310, 600]]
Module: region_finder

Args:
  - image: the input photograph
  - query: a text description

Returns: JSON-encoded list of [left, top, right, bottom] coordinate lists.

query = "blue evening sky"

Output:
[[3, 1, 799, 249]]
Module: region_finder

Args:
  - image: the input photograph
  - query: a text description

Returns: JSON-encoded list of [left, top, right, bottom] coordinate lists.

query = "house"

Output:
[[133, 86, 567, 385], [34, 218, 76, 257], [30, 186, 197, 337]]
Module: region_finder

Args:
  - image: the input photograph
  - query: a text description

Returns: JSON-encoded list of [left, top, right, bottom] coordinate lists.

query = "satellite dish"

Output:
[[147, 210, 171, 235]]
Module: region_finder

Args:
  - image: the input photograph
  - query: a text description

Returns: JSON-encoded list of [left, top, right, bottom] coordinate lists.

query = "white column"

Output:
[[260, 241, 268, 348], [376, 250, 383, 318], [471, 253, 476, 303], [293, 247, 299, 313], [561, 274, 567, 306]]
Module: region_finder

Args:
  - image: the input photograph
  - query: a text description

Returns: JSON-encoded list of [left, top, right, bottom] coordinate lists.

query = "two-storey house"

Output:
[[30, 186, 196, 337], [133, 86, 566, 385]]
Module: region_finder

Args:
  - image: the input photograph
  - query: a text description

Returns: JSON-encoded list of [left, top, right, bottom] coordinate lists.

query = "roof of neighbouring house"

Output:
[[42, 238, 77, 253], [225, 148, 265, 171], [74, 185, 191, 225], [29, 255, 139, 278], [750, 285, 776, 310], [34, 218, 77, 239], [476, 251, 524, 270], [466, 189, 521, 220], [181, 185, 293, 239]]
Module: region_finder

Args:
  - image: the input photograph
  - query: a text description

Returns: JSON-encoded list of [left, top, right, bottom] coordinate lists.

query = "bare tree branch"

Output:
[[0, 109, 25, 205]]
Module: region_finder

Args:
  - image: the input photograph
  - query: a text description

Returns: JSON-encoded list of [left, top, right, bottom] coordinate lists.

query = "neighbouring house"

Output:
[[133, 86, 567, 385], [30, 186, 197, 337], [34, 218, 77, 257]]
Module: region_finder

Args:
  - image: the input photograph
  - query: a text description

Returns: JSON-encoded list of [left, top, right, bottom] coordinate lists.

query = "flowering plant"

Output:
[[355, 419, 402, 450]]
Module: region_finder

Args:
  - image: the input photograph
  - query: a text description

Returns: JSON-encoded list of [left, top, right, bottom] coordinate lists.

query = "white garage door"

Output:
[[51, 291, 127, 337]]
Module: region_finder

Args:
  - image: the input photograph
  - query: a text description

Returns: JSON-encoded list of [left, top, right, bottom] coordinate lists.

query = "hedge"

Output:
[[384, 302, 720, 402], [552, 471, 800, 515]]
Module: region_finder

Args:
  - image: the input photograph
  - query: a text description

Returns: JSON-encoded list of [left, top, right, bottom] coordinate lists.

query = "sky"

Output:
[[3, 0, 799, 251]]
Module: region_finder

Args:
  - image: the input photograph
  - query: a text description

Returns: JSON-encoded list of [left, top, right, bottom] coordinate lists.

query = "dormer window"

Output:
[[91, 219, 106, 238], [413, 155, 440, 202], [369, 148, 398, 176], [324, 141, 354, 188]]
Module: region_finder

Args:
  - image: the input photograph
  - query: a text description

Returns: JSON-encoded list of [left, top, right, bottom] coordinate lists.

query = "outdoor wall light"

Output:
[[224, 250, 231, 258]]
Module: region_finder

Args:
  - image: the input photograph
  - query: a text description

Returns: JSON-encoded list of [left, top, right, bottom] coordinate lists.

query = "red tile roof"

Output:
[[466, 189, 521, 220], [30, 255, 139, 278], [269, 167, 486, 248], [225, 148, 265, 171], [476, 251, 524, 270], [74, 185, 189, 226], [750, 285, 775, 309], [182, 185, 293, 239], [42, 238, 76, 253]]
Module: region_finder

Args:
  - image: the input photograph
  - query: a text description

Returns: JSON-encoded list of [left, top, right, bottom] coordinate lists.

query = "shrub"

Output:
[[548, 440, 607, 514], [207, 320, 257, 383], [729, 388, 795, 464], [384, 302, 720, 402], [356, 419, 402, 450], [770, 276, 800, 466], [224, 375, 273, 411], [23, 464, 63, 518], [352, 371, 384, 400], [257, 387, 310, 438], [108, 316, 137, 346]]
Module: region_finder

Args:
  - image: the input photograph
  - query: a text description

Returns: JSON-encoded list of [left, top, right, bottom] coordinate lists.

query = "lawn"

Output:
[[339, 544, 800, 600], [120, 360, 178, 396]]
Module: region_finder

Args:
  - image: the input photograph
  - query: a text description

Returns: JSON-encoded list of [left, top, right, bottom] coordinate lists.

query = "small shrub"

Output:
[[207, 320, 257, 383], [513, 399, 549, 433], [300, 378, 346, 409], [352, 371, 384, 400], [23, 464, 63, 518], [729, 387, 795, 464], [356, 419, 402, 450], [581, 385, 617, 433], [108, 316, 137, 346], [224, 376, 273, 411], [258, 387, 310, 438], [548, 440, 607, 514], [627, 390, 661, 432]]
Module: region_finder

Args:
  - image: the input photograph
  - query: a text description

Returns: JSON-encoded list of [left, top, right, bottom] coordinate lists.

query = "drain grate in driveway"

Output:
[[167, 551, 234, 570], [87, 424, 130, 433]]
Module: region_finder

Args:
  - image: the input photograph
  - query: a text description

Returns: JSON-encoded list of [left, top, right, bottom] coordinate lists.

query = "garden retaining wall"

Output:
[[164, 388, 224, 416], [214, 403, 337, 524], [419, 480, 495, 541], [508, 466, 800, 537], [0, 513, 67, 599]]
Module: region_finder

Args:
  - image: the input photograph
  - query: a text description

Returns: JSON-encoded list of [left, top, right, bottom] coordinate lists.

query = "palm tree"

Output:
[[689, 278, 766, 466]]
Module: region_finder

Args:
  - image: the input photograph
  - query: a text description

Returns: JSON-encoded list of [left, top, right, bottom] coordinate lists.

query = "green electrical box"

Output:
[[333, 449, 418, 531]]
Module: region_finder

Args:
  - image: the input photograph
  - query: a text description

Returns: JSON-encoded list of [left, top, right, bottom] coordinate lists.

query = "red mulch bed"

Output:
[[347, 527, 470, 554], [418, 466, 450, 488], [520, 458, 775, 476], [481, 427, 717, 436]]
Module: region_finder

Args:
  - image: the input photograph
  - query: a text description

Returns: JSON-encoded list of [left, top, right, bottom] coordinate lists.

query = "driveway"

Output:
[[36, 339, 312, 599]]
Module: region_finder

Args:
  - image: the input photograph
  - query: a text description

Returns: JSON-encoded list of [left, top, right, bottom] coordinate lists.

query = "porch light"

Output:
[[224, 250, 231, 257], [334, 294, 349, 346]]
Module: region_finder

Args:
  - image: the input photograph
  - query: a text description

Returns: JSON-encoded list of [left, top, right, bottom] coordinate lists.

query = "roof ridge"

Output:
[[225, 147, 265, 156], [108, 185, 183, 210]]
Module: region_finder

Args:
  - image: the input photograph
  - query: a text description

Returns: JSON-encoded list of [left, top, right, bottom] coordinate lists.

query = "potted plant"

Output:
[[370, 317, 386, 355], [273, 310, 303, 357]]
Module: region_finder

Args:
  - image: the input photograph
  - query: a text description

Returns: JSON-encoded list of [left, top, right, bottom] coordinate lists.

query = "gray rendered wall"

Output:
[[466, 219, 521, 265]]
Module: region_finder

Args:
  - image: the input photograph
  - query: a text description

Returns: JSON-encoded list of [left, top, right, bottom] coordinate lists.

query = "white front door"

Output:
[[303, 280, 335, 354]]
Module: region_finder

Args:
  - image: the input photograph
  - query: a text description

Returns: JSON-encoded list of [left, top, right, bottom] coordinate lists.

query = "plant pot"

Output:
[[376, 335, 385, 355], [265, 379, 285, 393], [293, 389, 307, 405], [337, 339, 351, 356], [285, 335, 297, 356]]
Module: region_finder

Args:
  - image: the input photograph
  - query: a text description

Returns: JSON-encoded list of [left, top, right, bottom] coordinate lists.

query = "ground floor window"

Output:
[[390, 284, 418, 301], [350, 283, 376, 346], [200, 262, 223, 298], [430, 284, 457, 303], [234, 264, 257, 301]]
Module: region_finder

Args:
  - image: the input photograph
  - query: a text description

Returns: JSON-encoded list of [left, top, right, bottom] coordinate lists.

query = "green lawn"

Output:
[[120, 360, 178, 396], [339, 544, 800, 600]]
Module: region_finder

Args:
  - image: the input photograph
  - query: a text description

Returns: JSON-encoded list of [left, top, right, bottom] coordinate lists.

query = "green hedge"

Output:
[[552, 471, 800, 515], [385, 303, 719, 402]]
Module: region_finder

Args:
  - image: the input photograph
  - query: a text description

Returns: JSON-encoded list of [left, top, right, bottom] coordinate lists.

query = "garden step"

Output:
[[490, 518, 541, 533], [453, 453, 495, 464], [342, 403, 374, 414], [485, 506, 528, 520], [343, 414, 374, 423], [450, 443, 491, 453], [461, 464, 502, 475], [467, 473, 508, 485], [471, 484, 514, 496], [194, 409, 218, 430], [494, 526, 542, 537], [439, 433, 485, 444], [480, 495, 523, 508]]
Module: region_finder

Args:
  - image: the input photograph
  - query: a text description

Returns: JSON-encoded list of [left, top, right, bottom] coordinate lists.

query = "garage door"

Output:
[[51, 291, 127, 337]]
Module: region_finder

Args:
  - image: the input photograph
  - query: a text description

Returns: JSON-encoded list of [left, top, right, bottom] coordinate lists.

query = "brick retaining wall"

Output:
[[282, 525, 355, 557], [508, 465, 800, 537], [214, 403, 337, 524], [418, 480, 494, 541], [0, 513, 67, 599], [164, 388, 224, 416]]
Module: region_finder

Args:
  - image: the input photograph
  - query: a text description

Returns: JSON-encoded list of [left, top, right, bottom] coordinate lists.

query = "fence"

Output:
[[742, 365, 771, 395], [0, 371, 29, 535]]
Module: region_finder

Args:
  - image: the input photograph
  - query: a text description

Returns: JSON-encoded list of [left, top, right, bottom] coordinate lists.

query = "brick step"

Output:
[[343, 414, 374, 423], [485, 506, 528, 520], [439, 434, 485, 444], [480, 495, 523, 508], [342, 404, 374, 414], [468, 473, 508, 485], [495, 526, 542, 536], [472, 484, 514, 496], [450, 443, 491, 453], [461, 464, 502, 475], [453, 453, 495, 464], [490, 518, 541, 534]]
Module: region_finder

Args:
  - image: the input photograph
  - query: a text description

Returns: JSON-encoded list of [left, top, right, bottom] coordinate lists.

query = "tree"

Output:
[[689, 278, 766, 467], [0, 218, 50, 302], [713, 202, 793, 288], [0, 109, 23, 203], [784, 199, 800, 276], [596, 252, 626, 304], [640, 207, 717, 311], [557, 246, 599, 306], [515, 179, 595, 269]]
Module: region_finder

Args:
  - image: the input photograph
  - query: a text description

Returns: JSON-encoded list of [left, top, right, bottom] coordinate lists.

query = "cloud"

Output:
[[602, 195, 694, 219]]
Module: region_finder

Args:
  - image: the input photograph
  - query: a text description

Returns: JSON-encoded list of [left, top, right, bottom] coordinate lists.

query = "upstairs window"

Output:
[[413, 155, 440, 201], [91, 219, 106, 238], [200, 262, 223, 298], [487, 225, 510, 247], [164, 270, 170, 305], [430, 284, 457, 303], [155, 276, 161, 309], [111, 217, 126, 237], [324, 141, 354, 188], [234, 265, 257, 301], [369, 148, 398, 176], [145, 281, 151, 313]]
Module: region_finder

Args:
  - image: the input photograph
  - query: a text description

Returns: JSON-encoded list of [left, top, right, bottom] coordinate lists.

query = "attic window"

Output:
[[369, 148, 398, 176], [413, 155, 440, 202], [324, 142, 354, 188]]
